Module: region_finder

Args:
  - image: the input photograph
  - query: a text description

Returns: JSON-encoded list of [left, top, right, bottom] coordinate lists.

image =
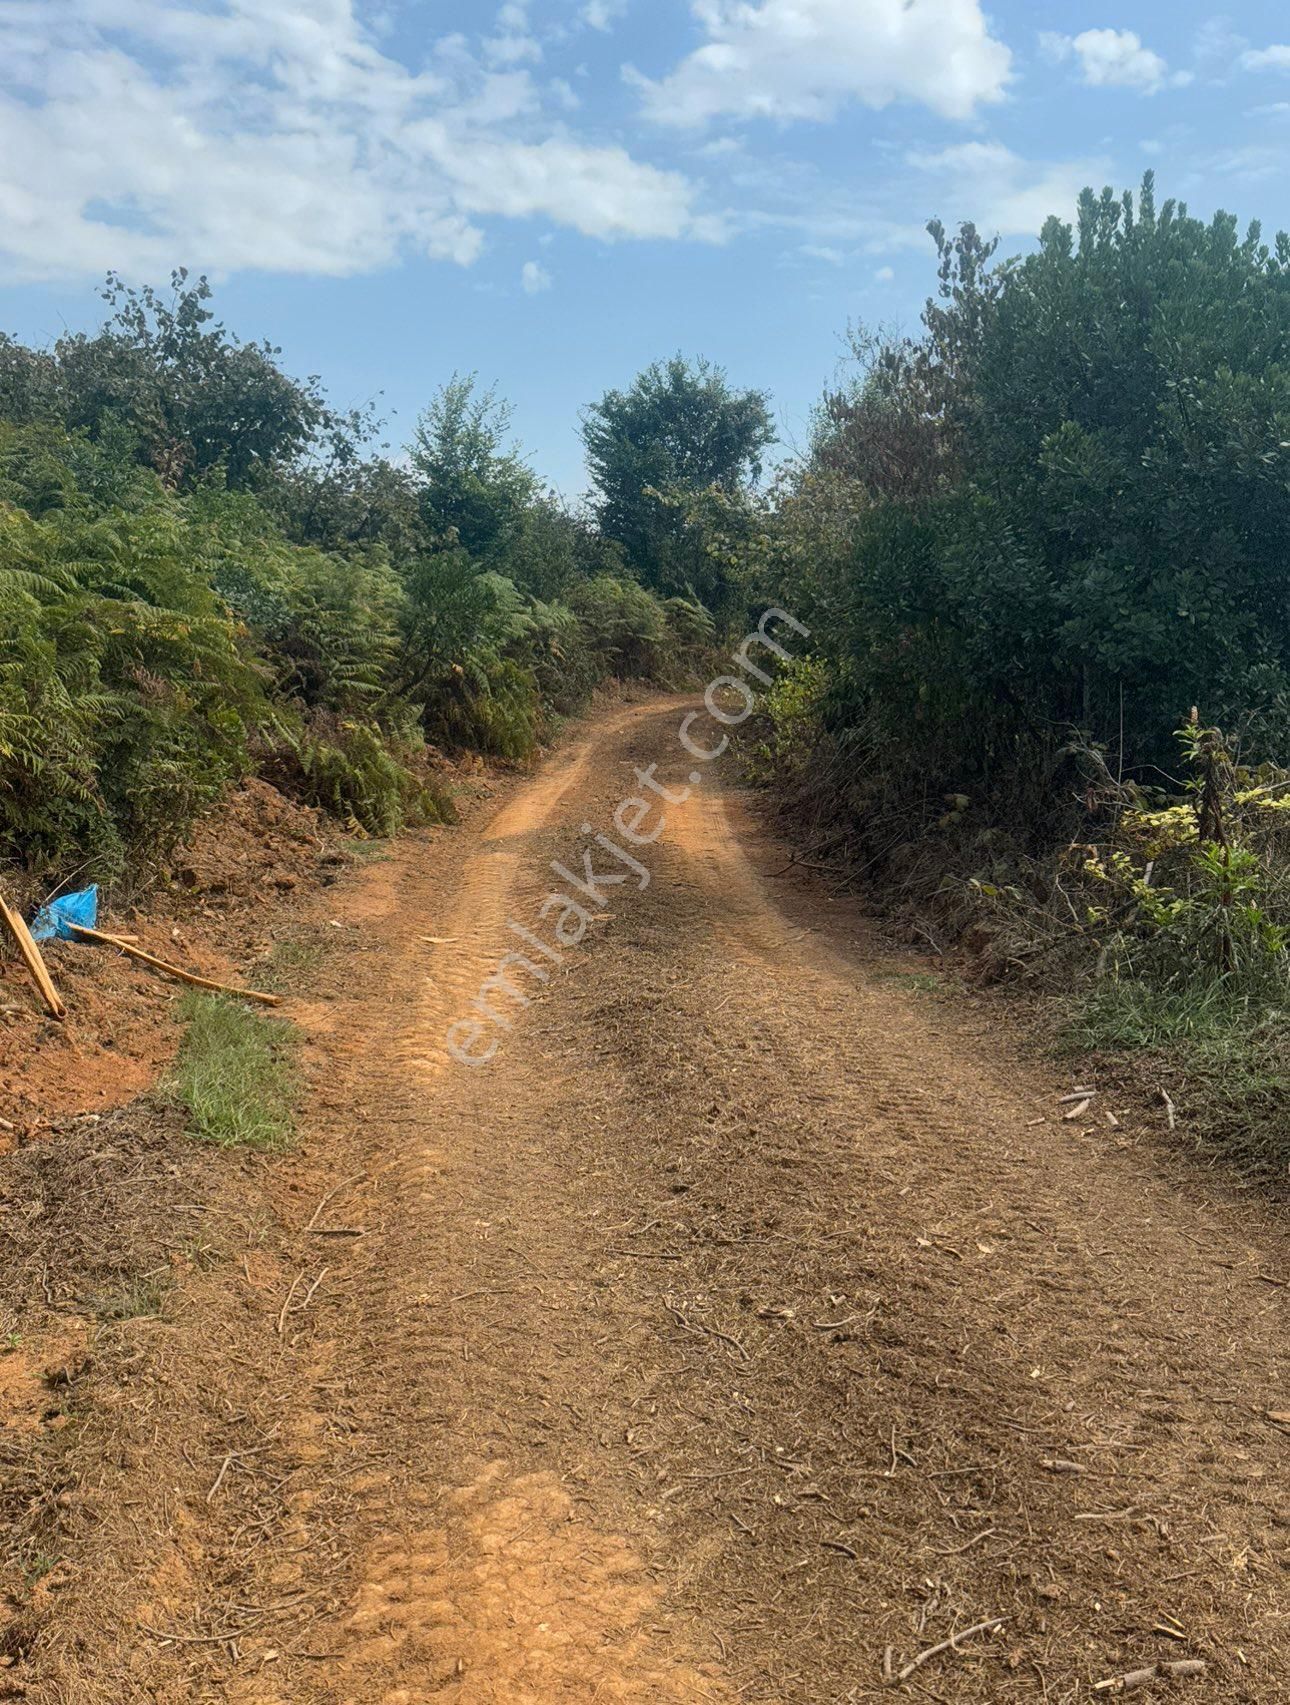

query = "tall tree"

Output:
[[410, 375, 537, 570], [54, 270, 366, 490], [581, 356, 775, 612]]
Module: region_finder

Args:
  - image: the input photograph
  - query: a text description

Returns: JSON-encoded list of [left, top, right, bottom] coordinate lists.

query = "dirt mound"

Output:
[[169, 778, 335, 909], [0, 950, 177, 1136]]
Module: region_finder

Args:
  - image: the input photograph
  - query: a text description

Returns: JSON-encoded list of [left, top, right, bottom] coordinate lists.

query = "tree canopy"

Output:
[[581, 355, 774, 614], [410, 375, 539, 569], [779, 175, 1290, 809], [0, 294, 718, 879]]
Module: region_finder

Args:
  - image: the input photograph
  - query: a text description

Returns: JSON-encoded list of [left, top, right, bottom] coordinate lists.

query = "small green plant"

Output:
[[1085, 723, 1289, 996], [179, 1237, 219, 1272], [22, 1551, 61, 1587], [90, 1273, 169, 1321], [168, 992, 298, 1151]]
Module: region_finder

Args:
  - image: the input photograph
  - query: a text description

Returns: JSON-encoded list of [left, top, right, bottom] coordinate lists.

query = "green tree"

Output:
[[409, 375, 538, 569], [773, 173, 1290, 842], [53, 271, 368, 490], [581, 356, 775, 614]]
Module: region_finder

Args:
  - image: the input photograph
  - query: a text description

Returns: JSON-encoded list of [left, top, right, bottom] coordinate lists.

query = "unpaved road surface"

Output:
[[20, 700, 1288, 1702]]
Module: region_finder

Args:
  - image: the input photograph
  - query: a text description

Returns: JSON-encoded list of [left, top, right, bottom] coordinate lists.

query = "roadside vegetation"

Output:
[[5, 175, 1288, 1169], [0, 277, 766, 881], [728, 175, 1290, 1170], [167, 992, 299, 1151]]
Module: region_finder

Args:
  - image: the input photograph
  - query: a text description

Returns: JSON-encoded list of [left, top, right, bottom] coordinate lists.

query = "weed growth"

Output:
[[168, 992, 298, 1151]]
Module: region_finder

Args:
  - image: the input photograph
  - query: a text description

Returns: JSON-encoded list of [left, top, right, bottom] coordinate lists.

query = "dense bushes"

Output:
[[0, 446, 264, 875], [743, 178, 1290, 869], [766, 179, 1290, 832], [0, 284, 719, 884], [734, 175, 1290, 1162]]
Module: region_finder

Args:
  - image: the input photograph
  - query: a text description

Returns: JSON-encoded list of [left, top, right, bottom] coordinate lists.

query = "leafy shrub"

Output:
[[259, 710, 448, 838], [663, 593, 715, 650], [566, 574, 673, 679], [762, 177, 1290, 875], [0, 280, 768, 886], [747, 655, 830, 786], [527, 596, 600, 717], [0, 473, 263, 877]]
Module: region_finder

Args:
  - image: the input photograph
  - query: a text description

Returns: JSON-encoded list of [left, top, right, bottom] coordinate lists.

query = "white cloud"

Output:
[[906, 140, 1109, 239], [0, 0, 711, 283], [484, 0, 542, 67], [549, 77, 581, 110], [1202, 142, 1281, 179], [1241, 45, 1290, 73], [1193, 18, 1245, 64], [521, 258, 552, 292], [483, 33, 542, 67], [582, 0, 628, 29], [410, 128, 704, 241], [1041, 28, 1181, 94], [636, 0, 1012, 127], [719, 133, 1105, 268], [874, 265, 895, 281]]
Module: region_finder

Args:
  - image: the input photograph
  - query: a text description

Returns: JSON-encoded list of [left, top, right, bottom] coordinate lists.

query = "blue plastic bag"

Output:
[[31, 885, 99, 942]]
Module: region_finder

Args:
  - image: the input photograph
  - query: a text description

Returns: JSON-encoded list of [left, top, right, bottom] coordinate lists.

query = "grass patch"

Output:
[[89, 1274, 170, 1322], [21, 1551, 61, 1588], [342, 838, 394, 864], [258, 930, 331, 994], [1063, 978, 1280, 1052], [168, 992, 299, 1151], [1063, 979, 1290, 1174], [876, 970, 948, 995]]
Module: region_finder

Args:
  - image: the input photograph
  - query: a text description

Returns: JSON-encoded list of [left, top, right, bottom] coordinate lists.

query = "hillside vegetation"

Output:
[[0, 277, 767, 878], [734, 176, 1290, 1168]]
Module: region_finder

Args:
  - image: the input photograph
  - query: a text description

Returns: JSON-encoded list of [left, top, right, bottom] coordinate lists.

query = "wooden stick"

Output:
[[304, 1172, 368, 1232], [1094, 1660, 1206, 1692], [894, 1617, 1004, 1684], [67, 923, 281, 1006], [0, 896, 66, 1020]]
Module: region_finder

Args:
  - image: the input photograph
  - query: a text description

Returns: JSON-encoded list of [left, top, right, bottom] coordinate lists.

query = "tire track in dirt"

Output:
[[389, 702, 666, 1084], [256, 697, 736, 1705], [150, 699, 1283, 1704], [564, 750, 1289, 1700]]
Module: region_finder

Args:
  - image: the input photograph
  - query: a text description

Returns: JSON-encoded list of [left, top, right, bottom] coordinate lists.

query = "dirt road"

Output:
[[19, 698, 1288, 1702]]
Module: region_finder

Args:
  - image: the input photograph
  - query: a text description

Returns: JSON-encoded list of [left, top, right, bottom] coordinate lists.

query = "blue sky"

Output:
[[1, 2, 1289, 495]]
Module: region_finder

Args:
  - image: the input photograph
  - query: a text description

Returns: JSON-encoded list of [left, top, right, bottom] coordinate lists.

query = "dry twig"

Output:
[[304, 1172, 368, 1232], [1094, 1659, 1206, 1691], [891, 1616, 1004, 1684]]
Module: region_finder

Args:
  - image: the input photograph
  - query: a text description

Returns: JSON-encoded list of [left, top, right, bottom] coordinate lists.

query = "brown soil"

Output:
[[1, 700, 1286, 1703], [0, 778, 343, 1140]]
